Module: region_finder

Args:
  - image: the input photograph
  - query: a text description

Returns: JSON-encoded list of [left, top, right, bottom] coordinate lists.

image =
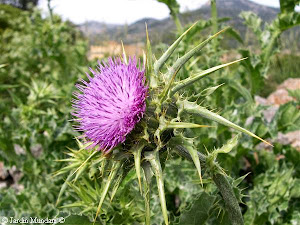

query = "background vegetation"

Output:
[[0, 0, 299, 224]]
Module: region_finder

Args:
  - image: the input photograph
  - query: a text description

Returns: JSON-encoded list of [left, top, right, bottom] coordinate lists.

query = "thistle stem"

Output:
[[173, 145, 206, 165], [142, 162, 152, 225], [173, 14, 183, 34], [212, 174, 244, 225], [211, 0, 218, 49], [173, 146, 244, 225], [144, 181, 151, 225]]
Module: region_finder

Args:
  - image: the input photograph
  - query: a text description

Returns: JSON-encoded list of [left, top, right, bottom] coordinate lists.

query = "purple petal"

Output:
[[72, 57, 148, 152]]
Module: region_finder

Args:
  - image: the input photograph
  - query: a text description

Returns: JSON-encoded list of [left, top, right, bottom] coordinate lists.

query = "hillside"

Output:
[[79, 0, 280, 45]]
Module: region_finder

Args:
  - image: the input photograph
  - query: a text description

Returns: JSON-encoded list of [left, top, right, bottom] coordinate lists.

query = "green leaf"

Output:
[[165, 27, 229, 80], [278, 11, 300, 31], [157, 0, 182, 31], [196, 83, 224, 97], [145, 151, 169, 225], [225, 78, 253, 103], [145, 23, 157, 88], [226, 27, 243, 44], [276, 102, 300, 132], [154, 21, 197, 75], [240, 11, 263, 37], [291, 179, 300, 198], [172, 135, 204, 185], [176, 192, 216, 225], [166, 122, 213, 129], [238, 49, 266, 93], [177, 99, 272, 146], [64, 215, 98, 225], [288, 89, 300, 103], [215, 134, 240, 155], [157, 0, 180, 16], [280, 0, 300, 13], [94, 160, 121, 223], [170, 58, 246, 97], [233, 173, 250, 187], [0, 64, 7, 69], [70, 150, 99, 180], [110, 172, 124, 202], [132, 141, 146, 194], [0, 84, 19, 90], [121, 40, 127, 64], [56, 172, 74, 206]]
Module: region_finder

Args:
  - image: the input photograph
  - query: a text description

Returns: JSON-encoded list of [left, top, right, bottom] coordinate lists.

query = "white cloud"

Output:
[[38, 0, 208, 24], [38, 0, 285, 25]]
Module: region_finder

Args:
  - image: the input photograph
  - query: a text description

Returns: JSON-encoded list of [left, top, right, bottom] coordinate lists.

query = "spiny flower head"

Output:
[[72, 57, 147, 152]]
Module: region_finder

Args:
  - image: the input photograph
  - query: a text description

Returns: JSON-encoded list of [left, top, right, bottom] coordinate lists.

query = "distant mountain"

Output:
[[79, 0, 280, 45]]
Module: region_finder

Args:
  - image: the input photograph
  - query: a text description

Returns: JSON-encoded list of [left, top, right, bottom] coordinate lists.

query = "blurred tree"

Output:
[[280, 0, 300, 13], [0, 0, 39, 10]]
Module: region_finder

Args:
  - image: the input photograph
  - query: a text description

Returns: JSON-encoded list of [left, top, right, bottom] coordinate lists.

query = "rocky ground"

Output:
[[255, 78, 300, 150]]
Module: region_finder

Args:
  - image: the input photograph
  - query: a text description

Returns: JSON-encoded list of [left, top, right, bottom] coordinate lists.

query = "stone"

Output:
[[0, 162, 8, 180]]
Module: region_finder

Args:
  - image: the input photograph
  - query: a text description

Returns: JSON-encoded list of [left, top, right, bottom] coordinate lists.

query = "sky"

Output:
[[38, 0, 289, 25]]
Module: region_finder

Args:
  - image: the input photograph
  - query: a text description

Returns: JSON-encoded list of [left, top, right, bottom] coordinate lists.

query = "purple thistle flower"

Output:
[[72, 57, 147, 152]]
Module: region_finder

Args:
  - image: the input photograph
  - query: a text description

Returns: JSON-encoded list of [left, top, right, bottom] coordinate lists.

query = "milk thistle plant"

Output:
[[57, 23, 272, 225]]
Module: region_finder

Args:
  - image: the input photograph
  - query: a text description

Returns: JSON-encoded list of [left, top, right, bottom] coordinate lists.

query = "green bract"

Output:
[[57, 23, 272, 225]]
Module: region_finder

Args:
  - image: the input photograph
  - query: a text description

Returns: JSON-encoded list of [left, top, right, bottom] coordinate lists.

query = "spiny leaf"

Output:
[[154, 21, 197, 75], [226, 27, 244, 44], [73, 163, 89, 182], [168, 137, 207, 164], [54, 158, 78, 162], [73, 139, 93, 151], [94, 160, 121, 224], [166, 121, 213, 129], [165, 27, 229, 80], [56, 172, 74, 206], [179, 136, 203, 186], [214, 134, 240, 155], [170, 135, 205, 185], [70, 150, 99, 178], [145, 23, 157, 88], [158, 28, 229, 106], [158, 67, 180, 107], [177, 99, 273, 146], [81, 206, 97, 215], [52, 162, 82, 177], [132, 142, 146, 194], [110, 173, 123, 202], [195, 83, 224, 98], [226, 78, 253, 102], [60, 202, 85, 208], [233, 172, 251, 187], [121, 40, 128, 64], [68, 181, 94, 203], [145, 151, 169, 225], [100, 158, 107, 177], [170, 58, 246, 97], [109, 162, 134, 203], [81, 177, 98, 200]]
